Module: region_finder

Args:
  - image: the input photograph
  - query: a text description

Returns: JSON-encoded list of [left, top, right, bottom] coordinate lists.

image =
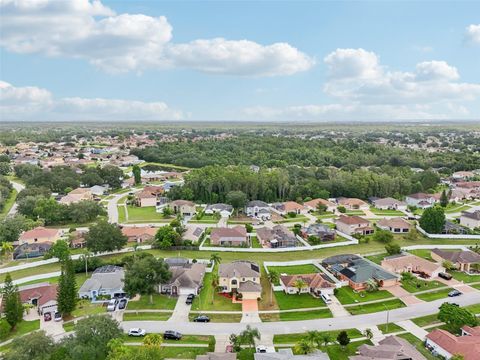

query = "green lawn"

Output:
[[412, 313, 440, 327], [127, 294, 178, 310], [365, 253, 387, 265], [274, 291, 327, 310], [123, 312, 172, 321], [465, 303, 480, 314], [377, 322, 405, 334], [273, 329, 363, 344], [274, 215, 309, 224], [415, 288, 453, 302], [312, 212, 336, 219], [251, 236, 262, 248], [125, 205, 172, 223], [406, 249, 434, 261], [189, 313, 242, 323], [401, 278, 445, 293], [324, 340, 373, 360], [0, 189, 17, 220], [237, 348, 255, 360], [335, 287, 394, 304], [267, 264, 319, 284], [72, 300, 105, 318], [63, 321, 75, 332], [449, 271, 480, 283], [370, 208, 404, 216], [0, 319, 40, 342], [471, 283, 480, 290], [444, 204, 471, 214], [191, 273, 242, 311], [398, 333, 438, 360], [347, 299, 405, 315], [129, 346, 208, 359], [261, 308, 332, 322]]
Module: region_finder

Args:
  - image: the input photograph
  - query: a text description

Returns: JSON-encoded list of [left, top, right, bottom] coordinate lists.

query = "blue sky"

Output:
[[0, 0, 479, 121]]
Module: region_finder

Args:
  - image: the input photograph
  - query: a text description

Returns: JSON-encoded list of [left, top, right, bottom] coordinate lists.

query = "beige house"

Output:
[[303, 198, 336, 212], [376, 218, 412, 233], [218, 261, 262, 300], [381, 253, 445, 278], [210, 226, 247, 247], [431, 249, 480, 273], [168, 200, 196, 216], [460, 210, 480, 229], [59, 187, 93, 205], [18, 227, 62, 245], [337, 198, 369, 210], [335, 215, 374, 236]]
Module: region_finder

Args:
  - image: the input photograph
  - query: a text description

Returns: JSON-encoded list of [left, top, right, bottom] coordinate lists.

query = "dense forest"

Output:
[[132, 136, 479, 171]]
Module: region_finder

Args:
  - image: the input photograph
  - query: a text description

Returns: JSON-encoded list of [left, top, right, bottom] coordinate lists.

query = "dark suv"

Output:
[[438, 272, 453, 280], [193, 315, 210, 322], [164, 331, 182, 340], [186, 294, 195, 305]]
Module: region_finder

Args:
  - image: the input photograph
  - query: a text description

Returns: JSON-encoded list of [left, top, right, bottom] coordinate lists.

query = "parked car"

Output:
[[256, 346, 267, 353], [107, 299, 118, 311], [163, 331, 182, 340], [128, 328, 146, 337], [118, 298, 128, 310], [43, 312, 52, 321], [320, 293, 332, 304], [448, 289, 462, 297], [186, 294, 195, 305], [439, 272, 453, 280], [193, 315, 210, 322], [54, 312, 62, 322]]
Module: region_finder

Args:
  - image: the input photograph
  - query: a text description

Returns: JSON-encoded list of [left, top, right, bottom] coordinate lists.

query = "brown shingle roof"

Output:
[[426, 327, 480, 360]]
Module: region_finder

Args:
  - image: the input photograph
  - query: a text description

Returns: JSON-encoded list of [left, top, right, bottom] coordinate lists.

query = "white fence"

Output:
[[416, 225, 480, 240]]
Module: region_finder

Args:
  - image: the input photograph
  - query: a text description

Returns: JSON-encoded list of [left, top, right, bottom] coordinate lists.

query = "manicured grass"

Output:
[[347, 299, 405, 315], [312, 212, 336, 219], [261, 308, 332, 322], [401, 278, 445, 293], [407, 249, 434, 261], [251, 236, 262, 248], [0, 319, 40, 342], [324, 340, 373, 360], [370, 208, 404, 216], [127, 294, 178, 310], [398, 333, 438, 360], [123, 312, 172, 321], [72, 300, 105, 318], [267, 264, 319, 285], [273, 329, 363, 344], [274, 291, 327, 310], [471, 283, 480, 290], [126, 205, 172, 223], [412, 313, 439, 327], [63, 321, 75, 332], [345, 210, 365, 215], [365, 253, 387, 265], [377, 322, 405, 334], [465, 303, 480, 314], [144, 346, 208, 359], [163, 335, 213, 345], [191, 273, 242, 311], [189, 313, 242, 323], [415, 288, 453, 302], [449, 271, 480, 283], [335, 287, 394, 305], [237, 348, 256, 360], [444, 204, 471, 214]]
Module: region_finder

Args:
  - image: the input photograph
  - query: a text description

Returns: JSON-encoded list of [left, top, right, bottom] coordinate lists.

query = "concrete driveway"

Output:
[[385, 285, 424, 306], [241, 299, 261, 323], [168, 295, 191, 323]]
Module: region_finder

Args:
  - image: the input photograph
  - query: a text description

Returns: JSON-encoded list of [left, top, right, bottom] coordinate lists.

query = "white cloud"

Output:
[[0, 0, 314, 76], [324, 48, 381, 79], [465, 24, 480, 45], [0, 81, 183, 121]]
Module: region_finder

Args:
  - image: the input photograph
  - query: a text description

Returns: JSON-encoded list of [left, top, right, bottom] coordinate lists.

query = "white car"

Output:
[[128, 328, 146, 337], [106, 299, 117, 312]]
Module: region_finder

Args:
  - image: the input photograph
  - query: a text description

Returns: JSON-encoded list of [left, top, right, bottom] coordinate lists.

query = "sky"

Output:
[[0, 0, 479, 122]]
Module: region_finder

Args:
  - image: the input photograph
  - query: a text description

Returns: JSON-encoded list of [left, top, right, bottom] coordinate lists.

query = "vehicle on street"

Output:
[[439, 272, 453, 280], [107, 299, 118, 311], [118, 298, 128, 310], [43, 312, 52, 321], [448, 289, 462, 297], [186, 294, 195, 305], [128, 328, 146, 337], [163, 331, 182, 340], [54, 312, 62, 322], [193, 315, 210, 322]]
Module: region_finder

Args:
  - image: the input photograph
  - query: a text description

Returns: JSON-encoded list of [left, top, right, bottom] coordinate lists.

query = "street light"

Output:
[[383, 303, 390, 333]]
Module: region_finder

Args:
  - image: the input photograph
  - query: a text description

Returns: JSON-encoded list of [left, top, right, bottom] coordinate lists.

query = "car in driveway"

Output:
[[256, 346, 267, 353], [448, 289, 462, 297], [439, 272, 453, 280], [128, 328, 146, 337], [163, 331, 182, 340], [118, 298, 128, 310], [107, 299, 118, 311], [54, 312, 62, 322], [193, 315, 210, 322], [186, 294, 195, 305], [43, 312, 52, 321]]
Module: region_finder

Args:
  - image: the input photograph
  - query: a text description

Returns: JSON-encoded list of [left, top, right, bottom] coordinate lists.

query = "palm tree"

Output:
[[321, 333, 332, 347], [294, 338, 316, 355], [211, 273, 219, 304], [305, 330, 322, 348], [267, 271, 279, 306], [1, 241, 13, 261], [143, 333, 163, 348], [240, 326, 260, 349], [365, 279, 378, 292], [363, 328, 373, 340], [210, 253, 221, 267], [293, 279, 308, 294]]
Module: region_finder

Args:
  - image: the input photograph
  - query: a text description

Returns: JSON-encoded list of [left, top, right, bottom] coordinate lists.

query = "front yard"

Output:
[[127, 294, 178, 310], [415, 288, 453, 301], [191, 273, 242, 312], [335, 287, 394, 304], [347, 299, 405, 315], [261, 308, 333, 322], [122, 312, 172, 321], [369, 208, 404, 216], [274, 291, 327, 310], [273, 328, 363, 344], [0, 319, 39, 342], [188, 313, 242, 322], [71, 300, 105, 318], [449, 270, 480, 283], [401, 278, 445, 293], [124, 205, 172, 223]]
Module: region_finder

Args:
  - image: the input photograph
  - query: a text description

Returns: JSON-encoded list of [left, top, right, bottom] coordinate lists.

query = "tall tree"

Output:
[[440, 189, 449, 207], [45, 239, 70, 263], [337, 331, 350, 348], [419, 206, 446, 234], [132, 165, 141, 185], [210, 253, 222, 266], [294, 338, 316, 355], [2, 273, 23, 330], [438, 303, 478, 333], [57, 258, 77, 316], [225, 191, 247, 214], [4, 330, 54, 360], [238, 326, 260, 349], [86, 221, 127, 253], [267, 271, 279, 306]]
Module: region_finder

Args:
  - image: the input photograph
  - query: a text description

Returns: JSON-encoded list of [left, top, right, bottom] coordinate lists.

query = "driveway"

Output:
[[327, 295, 350, 317], [241, 299, 261, 323], [385, 285, 424, 306], [168, 295, 191, 323]]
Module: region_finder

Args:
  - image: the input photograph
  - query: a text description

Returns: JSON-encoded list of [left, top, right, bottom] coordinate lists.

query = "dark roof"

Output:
[[322, 254, 361, 265], [461, 210, 480, 220], [335, 258, 398, 283], [431, 249, 480, 264]]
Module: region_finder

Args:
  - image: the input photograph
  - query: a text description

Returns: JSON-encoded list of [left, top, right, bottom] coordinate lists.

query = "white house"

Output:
[[78, 265, 125, 299], [245, 200, 271, 221]]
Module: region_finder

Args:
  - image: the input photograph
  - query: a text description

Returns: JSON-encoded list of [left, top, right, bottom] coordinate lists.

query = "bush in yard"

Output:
[[442, 260, 455, 271], [208, 336, 216, 352], [385, 242, 401, 255], [419, 205, 445, 234], [337, 330, 350, 348], [337, 206, 346, 213], [0, 319, 10, 340], [245, 223, 253, 233], [373, 229, 393, 243]]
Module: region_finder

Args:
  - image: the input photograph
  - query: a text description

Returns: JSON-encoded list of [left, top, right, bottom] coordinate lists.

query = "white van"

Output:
[[320, 293, 332, 304]]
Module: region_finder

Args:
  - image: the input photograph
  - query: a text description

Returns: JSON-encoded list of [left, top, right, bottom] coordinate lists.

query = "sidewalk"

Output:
[[395, 320, 428, 340]]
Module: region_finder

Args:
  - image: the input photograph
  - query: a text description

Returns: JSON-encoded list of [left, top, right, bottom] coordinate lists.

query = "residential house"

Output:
[[121, 226, 157, 243], [205, 203, 234, 217], [451, 171, 475, 181], [198, 353, 237, 360], [271, 201, 304, 215], [256, 225, 298, 248], [19, 283, 58, 315], [425, 326, 480, 360], [183, 226, 204, 243], [18, 227, 62, 245], [159, 260, 206, 295], [460, 210, 480, 229], [168, 200, 197, 216], [372, 197, 408, 211], [59, 187, 93, 205], [218, 261, 262, 299], [78, 265, 125, 299], [280, 273, 335, 296], [303, 198, 336, 213], [69, 230, 88, 248], [255, 348, 329, 360], [322, 254, 398, 291], [442, 221, 468, 235], [376, 218, 412, 233], [405, 193, 436, 208], [210, 227, 248, 247], [300, 224, 336, 241], [381, 253, 445, 278], [431, 249, 480, 273], [90, 185, 108, 196], [135, 186, 164, 207], [335, 215, 374, 236], [13, 242, 52, 260], [350, 335, 426, 360], [337, 198, 369, 210], [245, 201, 271, 221]]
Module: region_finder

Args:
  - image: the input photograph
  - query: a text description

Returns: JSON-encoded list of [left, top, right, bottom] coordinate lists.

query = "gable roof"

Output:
[[351, 335, 426, 360], [19, 284, 58, 307], [166, 263, 206, 289], [426, 327, 480, 360], [219, 261, 260, 278], [304, 198, 335, 209], [280, 273, 335, 290], [431, 249, 480, 264], [19, 227, 61, 241], [79, 265, 124, 293], [382, 253, 442, 274], [377, 218, 412, 229], [336, 215, 370, 225], [121, 226, 157, 238], [211, 226, 247, 242]]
